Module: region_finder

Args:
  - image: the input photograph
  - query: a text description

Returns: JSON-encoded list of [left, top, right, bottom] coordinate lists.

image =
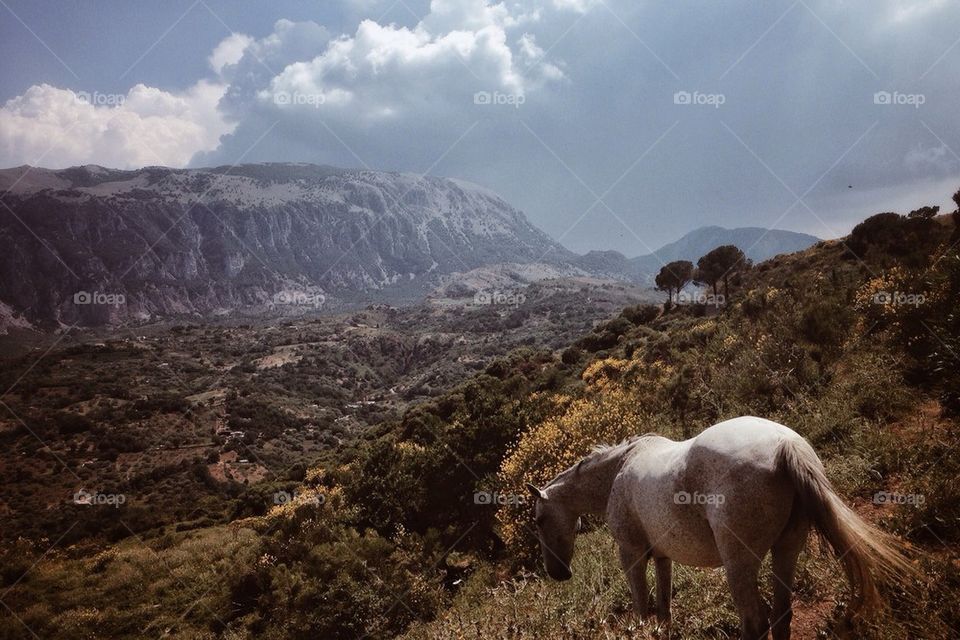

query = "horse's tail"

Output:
[[776, 437, 915, 620]]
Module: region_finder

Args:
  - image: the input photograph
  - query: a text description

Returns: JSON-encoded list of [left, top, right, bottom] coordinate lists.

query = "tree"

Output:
[[849, 212, 903, 257], [908, 205, 939, 220], [655, 260, 694, 307], [952, 189, 960, 245], [695, 245, 748, 300]]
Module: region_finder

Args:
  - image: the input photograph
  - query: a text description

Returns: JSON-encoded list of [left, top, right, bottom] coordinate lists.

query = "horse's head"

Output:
[[526, 482, 581, 581]]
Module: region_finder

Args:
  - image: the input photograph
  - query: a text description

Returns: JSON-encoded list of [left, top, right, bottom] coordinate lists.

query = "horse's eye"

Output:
[[535, 515, 546, 527]]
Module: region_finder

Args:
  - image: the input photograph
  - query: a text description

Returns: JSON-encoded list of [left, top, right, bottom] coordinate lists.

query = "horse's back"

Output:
[[689, 416, 801, 472]]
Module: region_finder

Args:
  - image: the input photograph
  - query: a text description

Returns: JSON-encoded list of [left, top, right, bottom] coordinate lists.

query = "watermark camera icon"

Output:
[[474, 491, 494, 504]]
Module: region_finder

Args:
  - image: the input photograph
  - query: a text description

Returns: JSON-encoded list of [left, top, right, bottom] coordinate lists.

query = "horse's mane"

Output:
[[547, 433, 658, 486], [590, 432, 658, 456]]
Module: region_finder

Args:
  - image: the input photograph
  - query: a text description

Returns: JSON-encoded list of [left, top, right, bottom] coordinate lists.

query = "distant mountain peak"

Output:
[[628, 225, 820, 281]]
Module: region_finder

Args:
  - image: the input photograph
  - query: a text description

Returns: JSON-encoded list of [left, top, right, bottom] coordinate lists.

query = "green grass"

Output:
[[404, 525, 956, 640]]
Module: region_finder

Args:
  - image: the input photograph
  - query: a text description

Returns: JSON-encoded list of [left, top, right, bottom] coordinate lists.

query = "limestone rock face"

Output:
[[0, 163, 572, 327]]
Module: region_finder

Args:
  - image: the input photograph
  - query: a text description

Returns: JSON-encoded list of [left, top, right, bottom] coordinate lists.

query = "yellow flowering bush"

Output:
[[496, 387, 663, 551], [854, 267, 940, 347], [581, 357, 631, 387], [721, 333, 738, 354]]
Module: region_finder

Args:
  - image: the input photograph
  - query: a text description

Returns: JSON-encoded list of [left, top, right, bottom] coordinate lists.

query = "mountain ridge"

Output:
[[0, 163, 573, 328], [569, 225, 820, 283], [0, 163, 819, 328]]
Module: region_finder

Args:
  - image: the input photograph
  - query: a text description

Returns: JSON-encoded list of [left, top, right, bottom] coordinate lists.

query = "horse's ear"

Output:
[[526, 483, 548, 500]]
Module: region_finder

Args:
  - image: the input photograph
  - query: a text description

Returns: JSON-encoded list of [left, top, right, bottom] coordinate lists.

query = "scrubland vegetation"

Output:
[[2, 203, 959, 639]]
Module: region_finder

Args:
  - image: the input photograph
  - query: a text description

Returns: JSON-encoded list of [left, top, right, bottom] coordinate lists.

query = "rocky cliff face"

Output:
[[0, 163, 574, 328]]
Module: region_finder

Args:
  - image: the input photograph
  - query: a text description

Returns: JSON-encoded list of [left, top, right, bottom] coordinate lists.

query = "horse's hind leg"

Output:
[[770, 514, 809, 640], [717, 530, 769, 640]]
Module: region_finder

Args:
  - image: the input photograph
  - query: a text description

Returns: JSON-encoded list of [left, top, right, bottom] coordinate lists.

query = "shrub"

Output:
[[497, 387, 669, 554], [800, 299, 852, 348], [621, 304, 660, 325], [848, 212, 904, 257]]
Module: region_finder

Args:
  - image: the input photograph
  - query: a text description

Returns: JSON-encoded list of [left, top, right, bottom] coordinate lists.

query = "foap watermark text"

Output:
[[873, 91, 925, 108], [74, 291, 126, 306], [674, 91, 725, 108], [474, 491, 527, 505], [473, 290, 526, 306], [74, 489, 126, 507], [674, 491, 725, 505], [474, 91, 525, 108], [871, 290, 926, 307]]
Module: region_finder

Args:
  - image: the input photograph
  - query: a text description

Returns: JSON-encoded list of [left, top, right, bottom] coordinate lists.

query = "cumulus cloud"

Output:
[[262, 20, 534, 120], [0, 81, 232, 169], [0, 2, 571, 171], [0, 23, 333, 170], [209, 33, 254, 75], [254, 3, 562, 124], [198, 0, 571, 169], [217, 19, 331, 118]]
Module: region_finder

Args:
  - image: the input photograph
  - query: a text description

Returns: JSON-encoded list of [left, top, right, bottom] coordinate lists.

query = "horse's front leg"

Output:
[[617, 544, 650, 618], [654, 556, 673, 626]]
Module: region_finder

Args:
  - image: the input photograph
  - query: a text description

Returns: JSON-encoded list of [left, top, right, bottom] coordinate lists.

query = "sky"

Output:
[[1, 0, 958, 255]]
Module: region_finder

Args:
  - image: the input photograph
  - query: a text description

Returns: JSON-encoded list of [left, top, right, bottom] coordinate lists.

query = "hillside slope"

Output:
[[0, 206, 957, 640]]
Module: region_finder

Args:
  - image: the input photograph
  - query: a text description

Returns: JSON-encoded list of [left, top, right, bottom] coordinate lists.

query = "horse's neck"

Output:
[[551, 446, 631, 516]]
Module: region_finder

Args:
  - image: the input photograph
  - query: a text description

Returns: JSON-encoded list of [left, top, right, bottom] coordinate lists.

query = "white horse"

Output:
[[526, 416, 913, 640]]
